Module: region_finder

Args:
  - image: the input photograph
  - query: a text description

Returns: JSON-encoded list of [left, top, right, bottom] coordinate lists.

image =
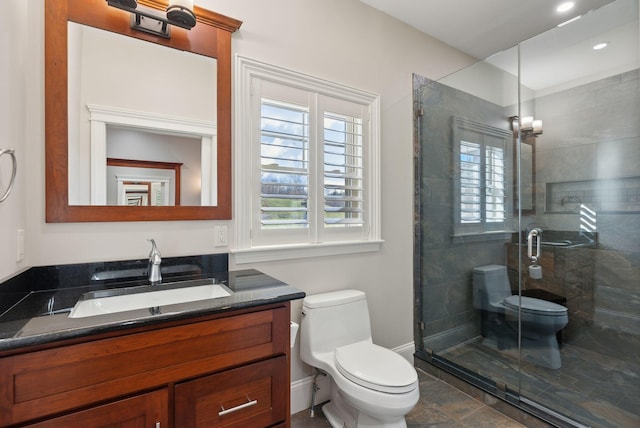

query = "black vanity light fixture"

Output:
[[106, 0, 196, 38], [510, 115, 543, 137]]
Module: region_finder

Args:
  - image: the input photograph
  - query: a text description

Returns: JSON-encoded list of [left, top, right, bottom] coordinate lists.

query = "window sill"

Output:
[[230, 240, 384, 264]]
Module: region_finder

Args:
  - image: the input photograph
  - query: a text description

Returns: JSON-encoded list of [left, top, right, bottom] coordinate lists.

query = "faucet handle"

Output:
[[148, 239, 161, 258], [147, 238, 162, 264]]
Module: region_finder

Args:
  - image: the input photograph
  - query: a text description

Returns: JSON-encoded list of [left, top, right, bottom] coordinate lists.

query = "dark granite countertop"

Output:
[[0, 258, 304, 353]]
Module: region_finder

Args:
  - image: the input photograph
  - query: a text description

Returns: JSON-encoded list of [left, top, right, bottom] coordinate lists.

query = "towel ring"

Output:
[[0, 148, 17, 203]]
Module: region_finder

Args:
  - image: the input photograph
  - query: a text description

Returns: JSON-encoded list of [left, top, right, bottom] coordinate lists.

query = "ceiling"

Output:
[[360, 0, 639, 91]]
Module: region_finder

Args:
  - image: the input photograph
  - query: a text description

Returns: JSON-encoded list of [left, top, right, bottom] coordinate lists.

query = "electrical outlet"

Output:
[[214, 225, 228, 247], [16, 229, 24, 262]]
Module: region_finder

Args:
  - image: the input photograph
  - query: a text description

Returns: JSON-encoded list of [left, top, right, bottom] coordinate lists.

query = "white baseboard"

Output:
[[423, 323, 477, 352], [290, 341, 415, 415], [392, 341, 416, 363]]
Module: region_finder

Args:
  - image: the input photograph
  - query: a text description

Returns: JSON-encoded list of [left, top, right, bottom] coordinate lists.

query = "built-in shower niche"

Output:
[[546, 177, 640, 215]]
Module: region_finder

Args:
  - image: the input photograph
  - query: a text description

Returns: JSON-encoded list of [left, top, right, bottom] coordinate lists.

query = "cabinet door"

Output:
[[175, 356, 287, 427], [25, 389, 168, 428]]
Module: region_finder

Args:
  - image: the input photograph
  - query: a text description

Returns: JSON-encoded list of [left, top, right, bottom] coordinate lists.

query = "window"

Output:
[[453, 117, 513, 238], [233, 57, 382, 262]]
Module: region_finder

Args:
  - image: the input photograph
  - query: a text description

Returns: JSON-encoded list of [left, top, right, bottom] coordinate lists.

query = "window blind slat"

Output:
[[323, 111, 364, 228]]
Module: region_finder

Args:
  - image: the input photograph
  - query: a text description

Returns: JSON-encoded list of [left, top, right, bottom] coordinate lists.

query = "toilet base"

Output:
[[480, 310, 565, 369], [323, 402, 409, 428], [520, 334, 562, 369], [322, 379, 409, 428]]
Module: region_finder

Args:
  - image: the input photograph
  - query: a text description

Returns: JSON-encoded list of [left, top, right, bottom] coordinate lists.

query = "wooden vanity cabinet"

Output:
[[0, 302, 291, 427]]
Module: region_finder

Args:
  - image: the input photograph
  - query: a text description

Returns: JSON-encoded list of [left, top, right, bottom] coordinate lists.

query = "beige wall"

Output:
[[2, 0, 474, 383]]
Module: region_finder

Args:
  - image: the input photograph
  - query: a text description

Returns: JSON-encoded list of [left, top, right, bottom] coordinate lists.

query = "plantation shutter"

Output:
[[453, 117, 512, 236], [485, 143, 506, 223], [323, 112, 365, 228], [235, 56, 381, 259], [260, 100, 310, 229], [460, 140, 482, 223]]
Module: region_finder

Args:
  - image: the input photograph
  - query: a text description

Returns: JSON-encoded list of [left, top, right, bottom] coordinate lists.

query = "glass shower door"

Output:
[[513, 1, 640, 426], [414, 45, 524, 398], [415, 1, 639, 427]]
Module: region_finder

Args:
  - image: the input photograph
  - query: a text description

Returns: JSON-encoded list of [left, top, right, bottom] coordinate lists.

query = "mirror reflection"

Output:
[[519, 138, 534, 213], [67, 22, 218, 207]]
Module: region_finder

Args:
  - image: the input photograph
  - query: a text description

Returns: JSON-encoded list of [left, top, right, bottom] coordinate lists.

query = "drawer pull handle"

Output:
[[219, 396, 258, 416]]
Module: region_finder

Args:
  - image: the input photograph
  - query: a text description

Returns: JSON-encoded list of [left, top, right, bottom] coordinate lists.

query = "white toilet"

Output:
[[300, 290, 419, 428], [473, 265, 569, 369]]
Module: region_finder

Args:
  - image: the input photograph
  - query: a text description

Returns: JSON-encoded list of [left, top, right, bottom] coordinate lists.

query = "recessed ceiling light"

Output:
[[593, 42, 609, 50], [557, 2, 575, 13]]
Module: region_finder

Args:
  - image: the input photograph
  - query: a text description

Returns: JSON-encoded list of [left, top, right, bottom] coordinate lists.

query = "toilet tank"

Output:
[[300, 290, 372, 366], [473, 264, 512, 309]]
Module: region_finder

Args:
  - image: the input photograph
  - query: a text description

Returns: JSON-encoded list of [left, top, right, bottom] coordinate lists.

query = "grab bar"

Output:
[[0, 148, 17, 203]]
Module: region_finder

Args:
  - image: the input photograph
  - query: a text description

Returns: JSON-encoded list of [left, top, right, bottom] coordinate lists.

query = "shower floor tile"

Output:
[[439, 339, 640, 428]]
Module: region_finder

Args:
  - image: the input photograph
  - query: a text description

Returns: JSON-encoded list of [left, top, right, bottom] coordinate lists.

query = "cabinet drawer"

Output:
[[25, 389, 168, 428], [0, 306, 289, 426], [175, 356, 287, 427]]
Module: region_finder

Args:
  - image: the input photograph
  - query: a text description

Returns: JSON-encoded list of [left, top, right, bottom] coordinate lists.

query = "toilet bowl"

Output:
[[473, 265, 568, 369], [300, 290, 419, 428]]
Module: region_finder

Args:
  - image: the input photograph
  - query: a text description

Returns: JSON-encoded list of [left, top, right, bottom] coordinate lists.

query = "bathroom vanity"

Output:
[[0, 256, 304, 427]]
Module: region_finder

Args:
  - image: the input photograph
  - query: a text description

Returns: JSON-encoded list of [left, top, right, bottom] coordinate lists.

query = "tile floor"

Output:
[[440, 339, 640, 428], [291, 368, 526, 427]]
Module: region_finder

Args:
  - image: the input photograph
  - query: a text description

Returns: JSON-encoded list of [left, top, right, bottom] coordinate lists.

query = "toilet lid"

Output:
[[334, 341, 418, 393], [503, 295, 567, 315]]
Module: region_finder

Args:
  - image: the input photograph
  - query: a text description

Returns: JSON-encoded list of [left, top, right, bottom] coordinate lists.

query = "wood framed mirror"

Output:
[[45, 0, 241, 222]]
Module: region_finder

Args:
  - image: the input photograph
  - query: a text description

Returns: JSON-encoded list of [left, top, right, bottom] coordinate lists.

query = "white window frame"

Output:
[[452, 117, 514, 241], [232, 56, 382, 263]]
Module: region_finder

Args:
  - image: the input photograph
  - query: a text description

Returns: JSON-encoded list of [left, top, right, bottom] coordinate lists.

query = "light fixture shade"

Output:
[[167, 0, 196, 28], [532, 120, 543, 134], [169, 0, 193, 9], [108, 0, 138, 9], [521, 116, 534, 131]]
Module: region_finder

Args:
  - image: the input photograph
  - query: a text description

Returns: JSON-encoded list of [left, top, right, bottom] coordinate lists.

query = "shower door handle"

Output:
[[527, 228, 542, 263]]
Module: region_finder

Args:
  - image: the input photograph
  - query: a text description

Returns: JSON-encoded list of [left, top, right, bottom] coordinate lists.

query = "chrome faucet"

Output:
[[148, 239, 162, 285]]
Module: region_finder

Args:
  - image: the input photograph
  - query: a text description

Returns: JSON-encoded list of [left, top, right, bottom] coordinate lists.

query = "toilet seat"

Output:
[[503, 295, 567, 316], [335, 341, 418, 394]]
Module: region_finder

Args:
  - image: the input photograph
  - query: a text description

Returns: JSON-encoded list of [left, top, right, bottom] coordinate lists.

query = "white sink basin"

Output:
[[69, 280, 232, 318]]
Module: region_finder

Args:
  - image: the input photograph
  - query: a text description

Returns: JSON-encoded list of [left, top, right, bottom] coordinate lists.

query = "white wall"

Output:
[[10, 0, 474, 385], [0, 1, 28, 280]]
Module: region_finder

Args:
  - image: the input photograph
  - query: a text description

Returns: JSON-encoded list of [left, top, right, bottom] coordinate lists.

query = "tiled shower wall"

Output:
[[533, 69, 640, 363], [414, 74, 512, 352]]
